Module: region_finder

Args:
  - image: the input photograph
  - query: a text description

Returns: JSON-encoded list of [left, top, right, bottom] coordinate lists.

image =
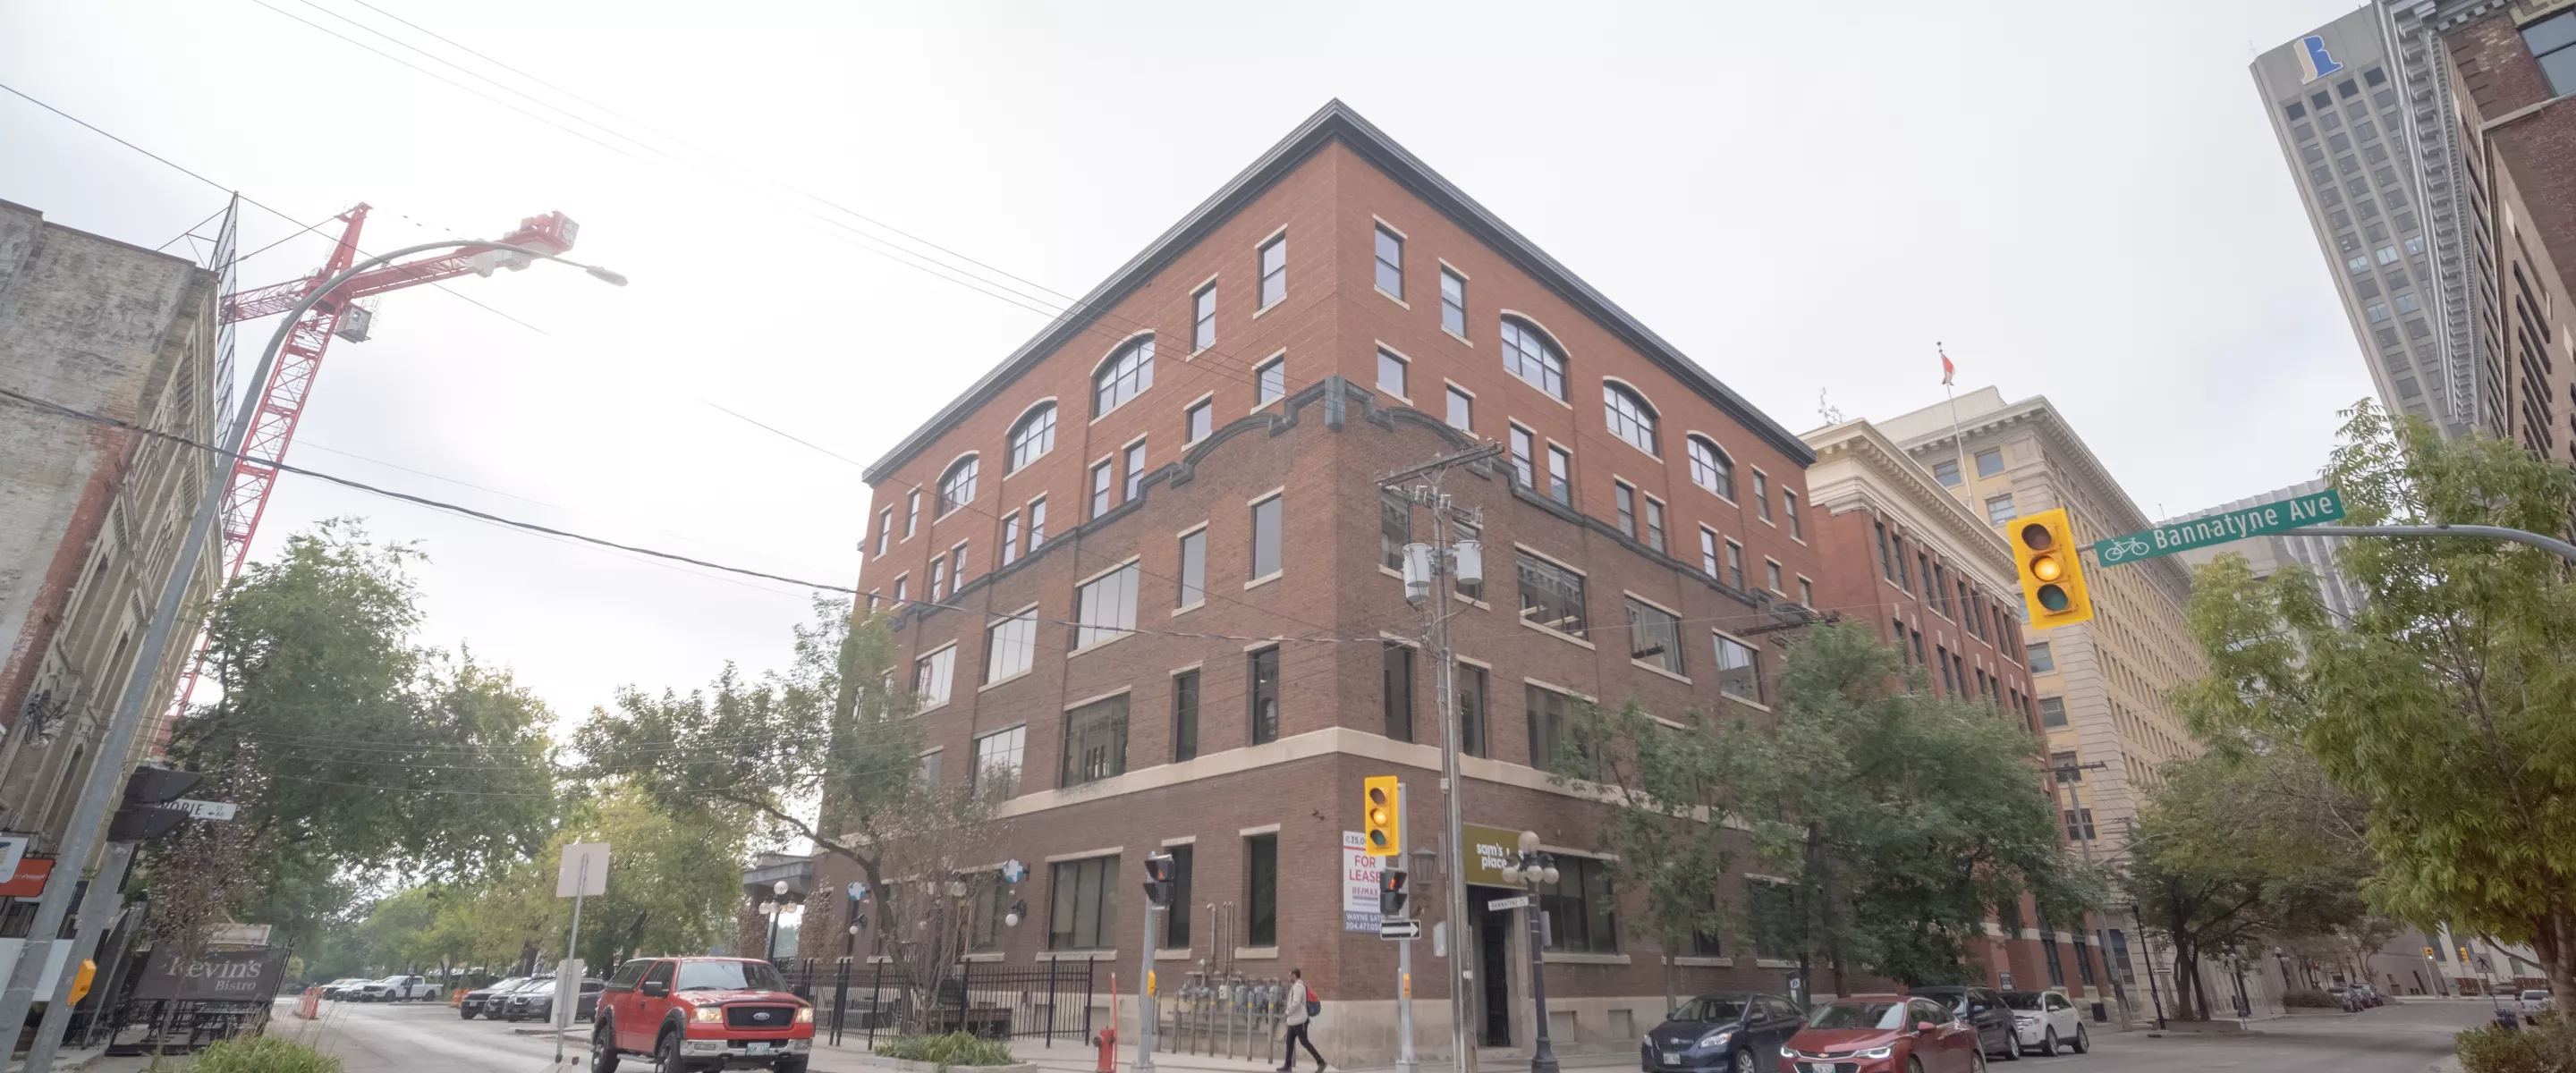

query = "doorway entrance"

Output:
[[1470, 888, 1513, 1046]]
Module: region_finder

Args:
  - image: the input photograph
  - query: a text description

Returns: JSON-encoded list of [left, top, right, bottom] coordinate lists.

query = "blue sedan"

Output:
[[1640, 992, 1809, 1073]]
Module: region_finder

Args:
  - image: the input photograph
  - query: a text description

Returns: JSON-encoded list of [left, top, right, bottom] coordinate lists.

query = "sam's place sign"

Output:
[[134, 947, 289, 1002]]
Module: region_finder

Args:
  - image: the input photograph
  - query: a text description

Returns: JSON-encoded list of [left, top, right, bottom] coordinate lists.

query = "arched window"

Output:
[[1603, 382, 1657, 456], [1095, 336, 1156, 417], [1008, 403, 1056, 472], [1688, 436, 1734, 500], [938, 455, 979, 514], [1499, 317, 1565, 401]]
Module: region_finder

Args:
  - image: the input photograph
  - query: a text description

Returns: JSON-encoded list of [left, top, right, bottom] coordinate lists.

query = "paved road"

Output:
[[275, 998, 584, 1073], [1988, 999, 2495, 1073]]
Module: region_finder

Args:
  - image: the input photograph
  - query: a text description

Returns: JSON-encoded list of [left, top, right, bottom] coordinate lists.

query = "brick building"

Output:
[[833, 102, 1839, 1061]]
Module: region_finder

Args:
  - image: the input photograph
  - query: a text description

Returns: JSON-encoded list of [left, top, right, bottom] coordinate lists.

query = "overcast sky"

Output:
[[0, 0, 2373, 729]]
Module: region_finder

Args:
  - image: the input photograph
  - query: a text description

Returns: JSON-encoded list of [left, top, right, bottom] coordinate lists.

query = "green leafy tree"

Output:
[[170, 520, 564, 949], [579, 601, 1007, 1027], [1555, 697, 1738, 1010], [1735, 623, 2093, 993], [2173, 401, 2576, 1001]]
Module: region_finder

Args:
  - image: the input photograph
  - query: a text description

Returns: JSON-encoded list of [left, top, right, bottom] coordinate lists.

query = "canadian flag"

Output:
[[1939, 346, 1955, 386]]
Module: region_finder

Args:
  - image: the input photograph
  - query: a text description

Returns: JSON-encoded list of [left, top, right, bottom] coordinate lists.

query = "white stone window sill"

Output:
[[1673, 956, 1734, 968], [1756, 959, 1798, 969], [1038, 950, 1117, 962], [1542, 952, 1631, 966], [962, 952, 1005, 962], [1245, 571, 1284, 591], [1631, 660, 1691, 685], [979, 671, 1033, 693], [1233, 947, 1282, 960], [1520, 617, 1597, 649]]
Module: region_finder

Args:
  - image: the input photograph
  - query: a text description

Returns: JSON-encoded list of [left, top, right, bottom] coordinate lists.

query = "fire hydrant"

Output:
[[1095, 1027, 1118, 1072]]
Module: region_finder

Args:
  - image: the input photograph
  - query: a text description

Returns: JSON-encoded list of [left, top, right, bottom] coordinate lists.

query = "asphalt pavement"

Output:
[[63, 994, 2494, 1073]]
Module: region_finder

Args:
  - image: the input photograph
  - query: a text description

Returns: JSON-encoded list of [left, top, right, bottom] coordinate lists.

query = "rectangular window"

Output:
[[986, 612, 1037, 683], [1765, 560, 1783, 595], [1798, 578, 1813, 608], [1445, 385, 1473, 430], [1932, 460, 1960, 486], [1526, 683, 1572, 772], [1458, 663, 1488, 757], [2042, 934, 2065, 986], [1753, 471, 1773, 521], [1699, 528, 1719, 578], [1987, 494, 2017, 525], [1509, 426, 1536, 487], [2038, 697, 2068, 728], [1614, 483, 1637, 538], [1383, 642, 1415, 741], [905, 490, 920, 537], [1061, 694, 1130, 786], [1258, 235, 1286, 308], [1075, 562, 1140, 648], [1937, 646, 1956, 693], [1381, 493, 1411, 571], [929, 558, 947, 601], [1374, 224, 1403, 299], [2027, 642, 2055, 672], [1256, 357, 1285, 405], [973, 725, 1024, 797], [1046, 855, 1118, 950], [1164, 844, 1194, 947], [1539, 856, 1618, 954], [1714, 633, 1762, 703], [1894, 618, 1910, 662], [2063, 808, 2097, 841], [1186, 398, 1213, 444], [1001, 512, 1021, 566], [1248, 646, 1280, 744], [1782, 489, 1801, 541], [1027, 497, 1047, 550], [1177, 528, 1207, 608], [1516, 552, 1589, 638], [2107, 930, 2135, 984], [1439, 268, 1466, 336], [1626, 597, 1682, 675], [1975, 447, 2004, 477], [1453, 520, 1485, 603], [1377, 349, 1408, 398], [1090, 460, 1114, 518], [1124, 441, 1147, 501], [1748, 879, 1795, 959], [914, 646, 955, 708], [919, 748, 940, 787], [1876, 522, 1895, 579], [1250, 494, 1283, 579], [877, 508, 894, 556], [1172, 669, 1200, 762], [1643, 496, 1665, 553], [1960, 583, 1977, 636], [1893, 536, 1911, 589], [1724, 540, 1744, 589], [1192, 283, 1216, 351], [1546, 444, 1572, 505], [1911, 629, 1926, 666], [2074, 935, 2097, 986], [1245, 832, 1279, 946], [893, 576, 908, 605]]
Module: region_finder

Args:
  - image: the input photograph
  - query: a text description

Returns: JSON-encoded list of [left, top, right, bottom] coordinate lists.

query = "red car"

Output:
[[590, 957, 814, 1072], [1779, 995, 1986, 1073]]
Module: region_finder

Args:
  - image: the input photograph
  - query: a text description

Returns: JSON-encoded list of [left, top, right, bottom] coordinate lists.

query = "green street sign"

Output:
[[2095, 487, 2345, 566]]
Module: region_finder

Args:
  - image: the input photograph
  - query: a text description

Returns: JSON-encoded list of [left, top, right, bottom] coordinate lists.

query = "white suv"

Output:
[[2003, 989, 2089, 1056]]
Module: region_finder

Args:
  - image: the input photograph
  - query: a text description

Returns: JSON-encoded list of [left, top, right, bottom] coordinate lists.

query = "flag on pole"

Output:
[[1939, 345, 1955, 386]]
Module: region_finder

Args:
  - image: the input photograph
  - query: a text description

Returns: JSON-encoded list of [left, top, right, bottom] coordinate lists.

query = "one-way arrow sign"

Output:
[[1378, 919, 1421, 941]]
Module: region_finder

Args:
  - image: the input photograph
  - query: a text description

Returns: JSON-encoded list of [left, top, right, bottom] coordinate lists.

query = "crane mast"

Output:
[[160, 204, 581, 730]]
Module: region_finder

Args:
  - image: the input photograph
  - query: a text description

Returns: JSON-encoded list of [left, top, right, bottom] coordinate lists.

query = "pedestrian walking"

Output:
[[1279, 967, 1326, 1073]]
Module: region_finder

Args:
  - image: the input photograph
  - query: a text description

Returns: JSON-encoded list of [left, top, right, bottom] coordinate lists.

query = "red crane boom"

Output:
[[163, 203, 580, 727]]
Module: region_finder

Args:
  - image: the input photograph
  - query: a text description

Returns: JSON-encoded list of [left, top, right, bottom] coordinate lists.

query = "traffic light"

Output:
[[1379, 868, 1411, 919], [106, 765, 201, 842], [1142, 853, 1176, 908], [2012, 508, 2094, 629], [1363, 775, 1402, 856], [2425, 947, 2436, 959]]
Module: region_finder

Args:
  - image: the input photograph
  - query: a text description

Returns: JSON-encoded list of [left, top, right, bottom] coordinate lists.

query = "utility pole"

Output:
[[1380, 441, 1501, 1073]]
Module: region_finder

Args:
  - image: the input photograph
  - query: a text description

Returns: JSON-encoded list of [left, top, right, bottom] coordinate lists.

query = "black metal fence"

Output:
[[775, 957, 1097, 1048]]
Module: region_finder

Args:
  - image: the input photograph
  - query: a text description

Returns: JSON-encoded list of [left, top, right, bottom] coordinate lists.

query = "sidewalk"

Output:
[[805, 1036, 1640, 1073], [0, 1046, 108, 1073]]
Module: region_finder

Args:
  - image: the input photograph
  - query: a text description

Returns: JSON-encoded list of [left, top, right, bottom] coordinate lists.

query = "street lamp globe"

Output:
[[758, 902, 777, 917], [774, 880, 791, 897], [1538, 864, 1561, 885]]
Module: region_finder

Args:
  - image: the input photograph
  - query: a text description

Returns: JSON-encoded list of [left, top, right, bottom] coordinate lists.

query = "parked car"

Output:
[[1907, 984, 2019, 1060], [2521, 989, 2554, 1014], [460, 976, 532, 1019], [358, 974, 442, 1002], [2000, 991, 2088, 1057], [1783, 995, 1987, 1073], [1639, 992, 1804, 1073], [589, 956, 813, 1073], [321, 978, 371, 1001], [508, 977, 606, 1024]]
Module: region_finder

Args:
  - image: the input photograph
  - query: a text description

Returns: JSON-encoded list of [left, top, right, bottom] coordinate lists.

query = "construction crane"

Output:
[[163, 203, 582, 722]]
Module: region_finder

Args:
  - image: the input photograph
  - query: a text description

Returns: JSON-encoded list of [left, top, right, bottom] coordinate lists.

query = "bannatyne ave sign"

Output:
[[2094, 487, 2345, 566]]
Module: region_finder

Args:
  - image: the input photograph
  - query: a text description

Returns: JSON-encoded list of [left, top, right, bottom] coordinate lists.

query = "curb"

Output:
[[835, 1054, 1039, 1073]]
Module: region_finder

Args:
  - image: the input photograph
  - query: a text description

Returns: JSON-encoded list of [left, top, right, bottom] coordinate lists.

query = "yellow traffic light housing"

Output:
[[2013, 508, 2094, 629], [1362, 775, 1402, 856]]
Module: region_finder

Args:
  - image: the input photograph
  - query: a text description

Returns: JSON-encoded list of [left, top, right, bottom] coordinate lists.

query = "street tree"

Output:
[[579, 601, 1008, 1028], [170, 521, 563, 949], [2172, 401, 2576, 1001], [1556, 697, 1739, 1011]]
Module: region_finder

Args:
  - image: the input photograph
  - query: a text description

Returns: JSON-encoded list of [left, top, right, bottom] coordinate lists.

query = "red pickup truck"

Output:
[[589, 957, 814, 1072]]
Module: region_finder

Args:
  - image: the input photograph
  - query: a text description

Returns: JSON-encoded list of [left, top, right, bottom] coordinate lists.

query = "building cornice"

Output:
[[1804, 419, 2017, 591], [862, 100, 1814, 484]]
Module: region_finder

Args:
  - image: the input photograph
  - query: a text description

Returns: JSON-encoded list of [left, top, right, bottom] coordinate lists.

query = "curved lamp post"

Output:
[[0, 237, 626, 1073], [1497, 831, 1562, 1073]]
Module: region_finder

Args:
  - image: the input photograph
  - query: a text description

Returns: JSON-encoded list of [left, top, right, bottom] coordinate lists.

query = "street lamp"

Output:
[[0, 234, 630, 1070], [762, 879, 796, 962], [1496, 831, 1561, 1073]]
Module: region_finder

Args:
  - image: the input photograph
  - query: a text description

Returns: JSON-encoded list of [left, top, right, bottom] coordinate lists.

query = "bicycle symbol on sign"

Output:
[[2097, 536, 2152, 563]]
